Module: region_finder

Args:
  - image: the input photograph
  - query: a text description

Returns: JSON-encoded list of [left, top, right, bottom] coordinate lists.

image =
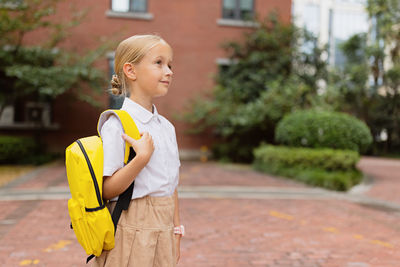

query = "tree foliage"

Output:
[[0, 0, 111, 116], [183, 13, 328, 162], [326, 0, 400, 153]]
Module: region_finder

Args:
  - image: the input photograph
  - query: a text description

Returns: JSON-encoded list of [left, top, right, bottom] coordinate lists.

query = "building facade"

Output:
[[0, 0, 292, 156], [292, 0, 368, 67]]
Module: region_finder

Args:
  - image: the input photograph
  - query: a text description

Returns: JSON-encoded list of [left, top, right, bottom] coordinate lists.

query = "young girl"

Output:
[[93, 34, 183, 267]]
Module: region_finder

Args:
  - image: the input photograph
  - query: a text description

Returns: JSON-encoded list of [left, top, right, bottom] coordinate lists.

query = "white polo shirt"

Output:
[[100, 97, 180, 200]]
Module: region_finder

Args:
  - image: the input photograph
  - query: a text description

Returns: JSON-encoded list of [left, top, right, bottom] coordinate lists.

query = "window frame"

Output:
[[106, 0, 153, 21], [110, 0, 148, 13], [222, 0, 255, 21]]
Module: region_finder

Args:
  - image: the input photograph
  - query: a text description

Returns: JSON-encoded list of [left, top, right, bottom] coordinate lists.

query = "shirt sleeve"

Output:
[[172, 125, 181, 168], [171, 123, 181, 190], [100, 115, 125, 177]]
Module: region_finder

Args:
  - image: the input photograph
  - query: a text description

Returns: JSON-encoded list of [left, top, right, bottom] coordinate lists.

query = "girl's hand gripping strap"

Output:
[[112, 110, 141, 164]]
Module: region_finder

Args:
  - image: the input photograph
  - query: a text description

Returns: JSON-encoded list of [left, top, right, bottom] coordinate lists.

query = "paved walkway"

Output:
[[0, 157, 399, 266]]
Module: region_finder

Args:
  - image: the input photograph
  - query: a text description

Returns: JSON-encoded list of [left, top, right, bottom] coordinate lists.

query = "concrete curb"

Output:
[[2, 185, 400, 214]]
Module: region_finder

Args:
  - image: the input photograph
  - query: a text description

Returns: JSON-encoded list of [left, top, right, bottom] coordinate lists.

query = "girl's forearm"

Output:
[[173, 188, 180, 226], [102, 154, 148, 200]]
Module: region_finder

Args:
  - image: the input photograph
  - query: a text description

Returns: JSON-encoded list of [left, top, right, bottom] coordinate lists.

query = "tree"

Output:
[[327, 0, 400, 153], [367, 0, 400, 152], [183, 13, 328, 162], [0, 0, 111, 118]]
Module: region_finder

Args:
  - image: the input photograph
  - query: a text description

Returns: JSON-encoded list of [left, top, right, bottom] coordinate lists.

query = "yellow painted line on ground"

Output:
[[269, 210, 294, 220], [323, 227, 339, 233], [43, 240, 72, 252], [369, 239, 394, 248], [19, 260, 31, 266], [353, 234, 364, 240], [267, 211, 395, 250], [0, 165, 34, 188], [19, 259, 39, 266]]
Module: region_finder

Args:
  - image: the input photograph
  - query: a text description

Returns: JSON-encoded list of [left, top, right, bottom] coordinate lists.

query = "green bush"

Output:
[[253, 145, 362, 191], [275, 110, 373, 153], [0, 135, 37, 164]]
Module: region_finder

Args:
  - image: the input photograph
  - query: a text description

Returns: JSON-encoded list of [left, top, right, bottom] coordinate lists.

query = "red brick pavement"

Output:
[[178, 199, 400, 267], [14, 162, 67, 190], [4, 160, 308, 190], [179, 161, 307, 188], [1, 157, 400, 266], [1, 198, 399, 267], [357, 157, 400, 205]]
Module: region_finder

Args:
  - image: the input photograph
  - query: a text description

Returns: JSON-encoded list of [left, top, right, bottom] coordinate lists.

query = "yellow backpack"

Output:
[[65, 110, 140, 263]]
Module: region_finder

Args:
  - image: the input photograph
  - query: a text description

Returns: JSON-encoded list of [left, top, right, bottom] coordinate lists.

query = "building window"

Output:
[[328, 8, 368, 67], [335, 0, 367, 4], [0, 0, 24, 9], [215, 58, 239, 86], [300, 3, 320, 55], [303, 4, 320, 37], [111, 0, 147, 13], [222, 0, 254, 21]]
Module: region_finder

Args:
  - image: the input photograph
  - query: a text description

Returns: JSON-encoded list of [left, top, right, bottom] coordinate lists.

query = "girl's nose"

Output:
[[166, 68, 173, 76], [163, 65, 173, 76]]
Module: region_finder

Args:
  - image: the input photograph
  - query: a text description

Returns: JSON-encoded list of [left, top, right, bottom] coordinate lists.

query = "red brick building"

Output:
[[1, 0, 292, 156]]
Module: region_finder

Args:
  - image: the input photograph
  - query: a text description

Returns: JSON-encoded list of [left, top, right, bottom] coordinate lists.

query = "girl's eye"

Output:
[[156, 60, 162, 64], [168, 65, 172, 70]]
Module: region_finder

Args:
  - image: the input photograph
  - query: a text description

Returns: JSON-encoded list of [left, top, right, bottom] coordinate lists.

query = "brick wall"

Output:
[[22, 0, 292, 153]]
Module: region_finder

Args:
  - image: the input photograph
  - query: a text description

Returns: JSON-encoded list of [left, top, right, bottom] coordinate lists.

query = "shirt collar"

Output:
[[122, 97, 160, 124]]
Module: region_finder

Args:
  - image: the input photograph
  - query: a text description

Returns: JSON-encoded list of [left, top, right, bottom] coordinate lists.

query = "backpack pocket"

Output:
[[68, 198, 115, 256]]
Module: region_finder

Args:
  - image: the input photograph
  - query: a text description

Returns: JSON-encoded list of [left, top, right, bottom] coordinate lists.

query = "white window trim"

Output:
[[105, 10, 153, 20], [216, 58, 239, 66], [217, 18, 259, 28], [0, 104, 59, 130]]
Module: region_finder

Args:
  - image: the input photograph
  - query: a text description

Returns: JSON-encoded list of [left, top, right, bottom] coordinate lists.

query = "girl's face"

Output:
[[132, 41, 173, 98]]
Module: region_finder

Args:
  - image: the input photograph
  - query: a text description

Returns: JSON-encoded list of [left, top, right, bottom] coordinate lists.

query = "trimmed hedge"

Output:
[[0, 136, 37, 164], [275, 110, 373, 153], [253, 145, 362, 191]]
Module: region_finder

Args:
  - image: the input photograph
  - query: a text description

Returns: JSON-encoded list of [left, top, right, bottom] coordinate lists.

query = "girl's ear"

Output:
[[123, 63, 136, 81]]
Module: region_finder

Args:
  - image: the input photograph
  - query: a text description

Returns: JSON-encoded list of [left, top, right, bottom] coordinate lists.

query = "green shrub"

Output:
[[275, 110, 373, 153], [254, 145, 359, 171], [253, 145, 362, 191], [0, 136, 37, 164]]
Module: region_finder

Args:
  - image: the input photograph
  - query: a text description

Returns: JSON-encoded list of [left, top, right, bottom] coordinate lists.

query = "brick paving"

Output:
[[13, 162, 67, 190], [0, 157, 399, 266], [179, 161, 307, 188], [357, 157, 400, 205], [178, 199, 400, 267]]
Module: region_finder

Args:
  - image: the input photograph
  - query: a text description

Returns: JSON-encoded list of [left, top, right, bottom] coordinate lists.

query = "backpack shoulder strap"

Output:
[[97, 109, 140, 165], [113, 109, 141, 165]]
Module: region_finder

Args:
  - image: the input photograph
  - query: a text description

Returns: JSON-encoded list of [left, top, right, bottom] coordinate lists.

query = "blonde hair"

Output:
[[110, 34, 167, 95]]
